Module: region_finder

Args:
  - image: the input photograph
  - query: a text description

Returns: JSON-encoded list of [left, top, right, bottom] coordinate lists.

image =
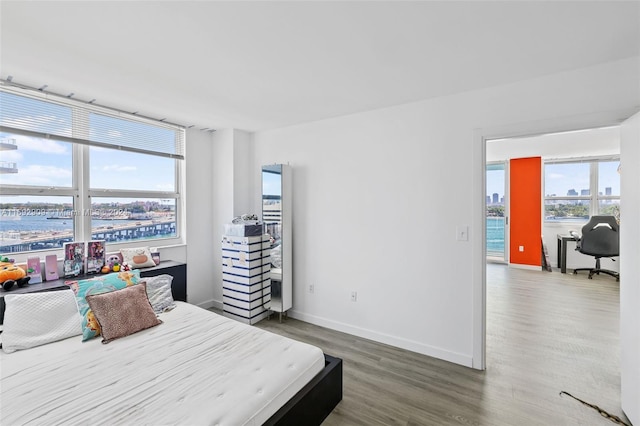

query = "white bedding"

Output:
[[0, 302, 325, 426]]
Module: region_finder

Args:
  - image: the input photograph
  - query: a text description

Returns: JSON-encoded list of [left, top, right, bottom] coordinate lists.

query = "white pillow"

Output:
[[120, 247, 156, 269], [2, 290, 82, 353], [144, 274, 176, 314]]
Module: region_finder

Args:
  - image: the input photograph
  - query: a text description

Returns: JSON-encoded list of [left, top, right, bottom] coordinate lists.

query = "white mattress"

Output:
[[0, 302, 325, 426]]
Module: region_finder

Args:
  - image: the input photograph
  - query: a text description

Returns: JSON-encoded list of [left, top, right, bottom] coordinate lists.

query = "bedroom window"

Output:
[[544, 158, 620, 222], [0, 86, 184, 255]]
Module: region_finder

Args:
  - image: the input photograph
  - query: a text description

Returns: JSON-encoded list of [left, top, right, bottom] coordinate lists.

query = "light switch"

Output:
[[457, 226, 469, 241]]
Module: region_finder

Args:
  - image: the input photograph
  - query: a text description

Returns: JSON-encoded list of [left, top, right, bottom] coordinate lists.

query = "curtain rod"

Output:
[[0, 78, 215, 133]]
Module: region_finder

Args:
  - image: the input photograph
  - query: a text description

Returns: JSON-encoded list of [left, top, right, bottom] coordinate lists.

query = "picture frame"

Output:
[[63, 241, 85, 277], [45, 254, 59, 281], [86, 240, 106, 274], [26, 256, 43, 284]]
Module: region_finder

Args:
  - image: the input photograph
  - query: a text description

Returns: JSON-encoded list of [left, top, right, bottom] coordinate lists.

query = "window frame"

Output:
[[0, 87, 185, 259], [543, 156, 620, 223]]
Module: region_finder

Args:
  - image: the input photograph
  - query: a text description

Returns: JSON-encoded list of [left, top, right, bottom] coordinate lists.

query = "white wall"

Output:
[[233, 130, 253, 215], [201, 129, 253, 310], [208, 130, 235, 309], [183, 128, 214, 306], [247, 56, 640, 367], [620, 112, 640, 425]]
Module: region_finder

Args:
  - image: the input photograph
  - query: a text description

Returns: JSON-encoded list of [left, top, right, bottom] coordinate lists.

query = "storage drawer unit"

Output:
[[222, 234, 271, 324]]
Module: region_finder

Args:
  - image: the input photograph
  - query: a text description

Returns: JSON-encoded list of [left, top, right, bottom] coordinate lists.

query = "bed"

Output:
[[0, 279, 342, 425]]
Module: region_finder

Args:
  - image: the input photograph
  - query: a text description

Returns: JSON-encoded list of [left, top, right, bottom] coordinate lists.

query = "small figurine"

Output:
[[0, 256, 31, 291], [105, 254, 121, 272]]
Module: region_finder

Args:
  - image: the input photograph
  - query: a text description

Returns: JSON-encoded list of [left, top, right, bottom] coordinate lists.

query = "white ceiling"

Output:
[[1, 1, 639, 132], [486, 126, 621, 162]]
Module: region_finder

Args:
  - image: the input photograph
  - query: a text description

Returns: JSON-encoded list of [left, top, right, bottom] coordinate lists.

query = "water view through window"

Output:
[[0, 197, 177, 253], [0, 89, 181, 254], [544, 160, 620, 221], [486, 217, 505, 255], [0, 130, 178, 253], [486, 163, 505, 257], [485, 159, 620, 259]]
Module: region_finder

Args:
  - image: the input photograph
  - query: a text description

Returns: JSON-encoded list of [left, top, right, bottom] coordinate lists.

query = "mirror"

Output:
[[262, 164, 292, 319]]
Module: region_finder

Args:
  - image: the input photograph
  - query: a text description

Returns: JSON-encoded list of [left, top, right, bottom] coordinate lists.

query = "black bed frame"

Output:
[[264, 354, 343, 426], [1, 261, 343, 424]]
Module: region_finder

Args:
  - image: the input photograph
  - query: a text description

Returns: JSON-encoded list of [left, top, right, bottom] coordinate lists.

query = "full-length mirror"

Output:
[[262, 164, 292, 320]]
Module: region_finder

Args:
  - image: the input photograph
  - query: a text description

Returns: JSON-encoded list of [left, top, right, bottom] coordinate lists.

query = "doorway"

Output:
[[480, 126, 624, 409], [475, 124, 624, 370]]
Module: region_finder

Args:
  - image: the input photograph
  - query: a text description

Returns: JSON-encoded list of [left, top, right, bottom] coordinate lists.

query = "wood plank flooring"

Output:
[[218, 264, 627, 425]]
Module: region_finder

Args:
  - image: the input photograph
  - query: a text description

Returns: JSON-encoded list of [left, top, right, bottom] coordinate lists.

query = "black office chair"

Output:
[[570, 216, 619, 281]]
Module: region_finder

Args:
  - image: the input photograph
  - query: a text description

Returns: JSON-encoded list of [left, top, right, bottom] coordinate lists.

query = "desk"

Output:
[[557, 234, 575, 273]]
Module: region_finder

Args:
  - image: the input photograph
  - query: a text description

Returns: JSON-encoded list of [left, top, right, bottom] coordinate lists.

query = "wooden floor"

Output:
[[224, 264, 626, 425]]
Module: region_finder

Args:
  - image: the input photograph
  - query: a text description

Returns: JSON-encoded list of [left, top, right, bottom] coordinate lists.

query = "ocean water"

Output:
[[1, 212, 176, 252], [486, 217, 505, 254], [0, 214, 132, 234]]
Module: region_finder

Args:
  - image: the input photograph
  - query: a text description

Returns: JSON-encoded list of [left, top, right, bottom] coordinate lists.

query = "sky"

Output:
[[262, 169, 282, 197], [486, 168, 505, 199], [0, 133, 175, 204], [0, 90, 178, 204]]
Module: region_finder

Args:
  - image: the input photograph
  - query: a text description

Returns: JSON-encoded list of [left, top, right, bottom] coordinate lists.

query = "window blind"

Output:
[[0, 85, 185, 159]]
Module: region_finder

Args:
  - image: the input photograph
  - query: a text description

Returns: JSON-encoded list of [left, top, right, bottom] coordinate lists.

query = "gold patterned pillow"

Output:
[[66, 270, 142, 341], [86, 282, 161, 344]]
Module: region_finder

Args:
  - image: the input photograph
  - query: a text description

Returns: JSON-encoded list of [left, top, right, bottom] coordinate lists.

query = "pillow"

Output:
[[120, 247, 156, 269], [86, 283, 162, 344], [144, 274, 176, 314], [66, 270, 141, 341], [2, 289, 82, 353]]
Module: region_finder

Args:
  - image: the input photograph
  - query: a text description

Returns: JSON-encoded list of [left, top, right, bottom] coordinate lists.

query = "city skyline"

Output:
[[487, 186, 614, 204], [487, 161, 620, 202]]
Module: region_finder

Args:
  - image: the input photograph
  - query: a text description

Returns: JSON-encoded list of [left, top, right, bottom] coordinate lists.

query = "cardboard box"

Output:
[[223, 223, 264, 237]]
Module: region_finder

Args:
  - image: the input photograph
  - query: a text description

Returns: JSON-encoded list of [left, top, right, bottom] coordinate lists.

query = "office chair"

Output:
[[570, 215, 620, 281]]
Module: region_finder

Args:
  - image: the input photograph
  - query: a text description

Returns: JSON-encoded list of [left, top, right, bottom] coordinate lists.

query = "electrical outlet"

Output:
[[308, 284, 314, 294], [351, 291, 357, 302], [519, 245, 524, 252]]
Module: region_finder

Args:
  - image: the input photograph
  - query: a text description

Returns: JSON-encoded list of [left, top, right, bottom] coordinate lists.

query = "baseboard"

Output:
[[195, 298, 222, 310], [288, 310, 473, 368], [508, 263, 542, 271]]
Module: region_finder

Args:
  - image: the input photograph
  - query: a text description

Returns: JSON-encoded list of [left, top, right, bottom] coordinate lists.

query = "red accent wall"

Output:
[[509, 157, 542, 266]]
